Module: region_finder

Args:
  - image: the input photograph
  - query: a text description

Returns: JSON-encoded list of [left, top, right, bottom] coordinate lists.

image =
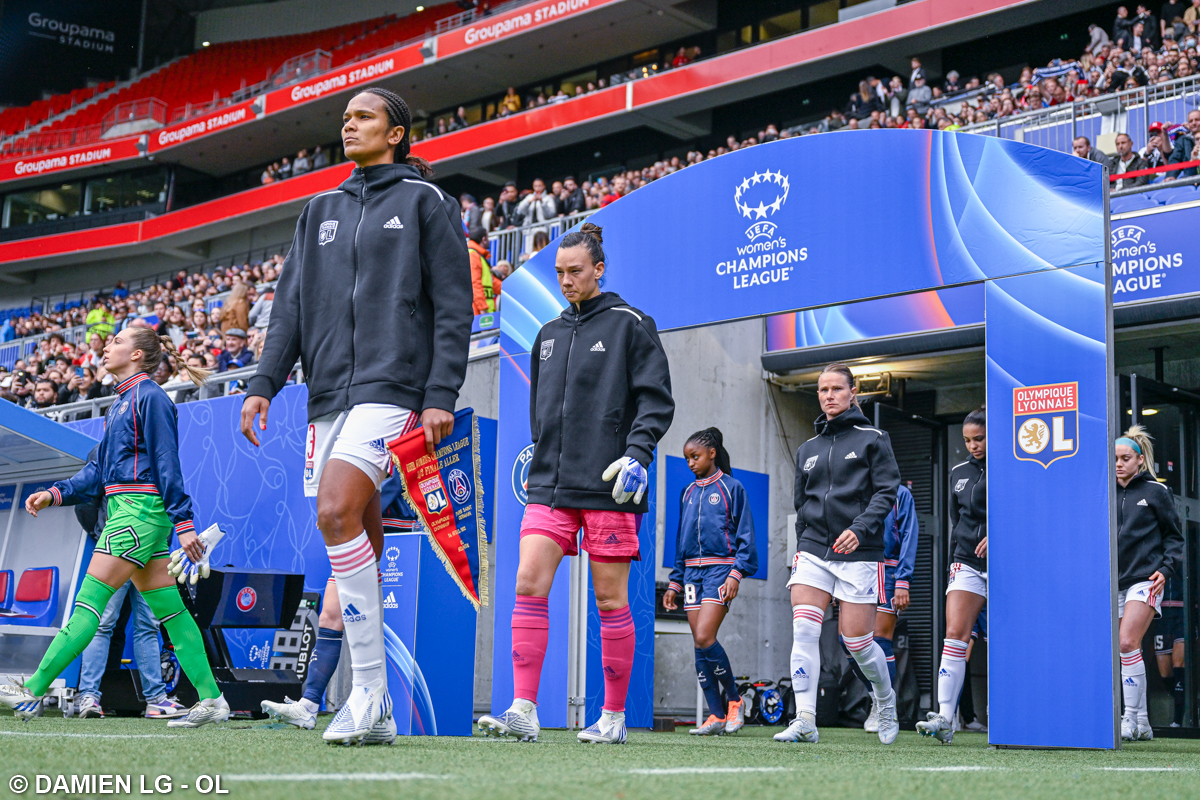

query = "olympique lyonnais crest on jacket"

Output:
[[1013, 382, 1079, 468]]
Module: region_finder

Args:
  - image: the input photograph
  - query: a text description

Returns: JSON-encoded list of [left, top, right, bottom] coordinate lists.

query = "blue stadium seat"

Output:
[[1110, 194, 1161, 213], [0, 567, 60, 627], [1147, 185, 1198, 207]]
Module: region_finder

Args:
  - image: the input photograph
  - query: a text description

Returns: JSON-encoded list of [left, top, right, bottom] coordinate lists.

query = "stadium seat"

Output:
[[1110, 194, 1161, 213], [0, 567, 60, 627], [0, 569, 12, 610], [1147, 185, 1198, 207]]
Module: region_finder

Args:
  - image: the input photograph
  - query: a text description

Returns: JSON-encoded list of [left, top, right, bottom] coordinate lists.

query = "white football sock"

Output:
[[299, 697, 318, 714], [936, 639, 969, 720], [1121, 650, 1146, 721], [327, 532, 384, 692], [790, 605, 824, 715], [844, 632, 893, 702]]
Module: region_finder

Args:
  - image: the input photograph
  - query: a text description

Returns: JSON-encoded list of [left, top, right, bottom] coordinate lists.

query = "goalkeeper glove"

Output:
[[167, 523, 225, 585], [602, 457, 648, 505]]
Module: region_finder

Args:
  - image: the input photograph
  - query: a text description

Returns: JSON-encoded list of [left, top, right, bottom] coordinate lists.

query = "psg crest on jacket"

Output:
[[1013, 382, 1079, 468]]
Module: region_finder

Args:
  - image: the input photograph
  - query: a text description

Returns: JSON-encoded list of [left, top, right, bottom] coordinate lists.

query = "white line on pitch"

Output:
[[223, 773, 452, 782], [1094, 767, 1194, 772], [0, 730, 180, 739], [903, 766, 996, 772], [627, 767, 791, 775]]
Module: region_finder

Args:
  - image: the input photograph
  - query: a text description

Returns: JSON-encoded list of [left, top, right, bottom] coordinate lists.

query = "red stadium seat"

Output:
[[1, 567, 60, 627], [0, 569, 12, 610]]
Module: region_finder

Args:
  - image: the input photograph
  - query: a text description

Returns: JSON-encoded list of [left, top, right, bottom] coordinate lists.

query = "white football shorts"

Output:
[[304, 403, 419, 497], [1118, 580, 1163, 619], [946, 562, 987, 598], [786, 550, 881, 605]]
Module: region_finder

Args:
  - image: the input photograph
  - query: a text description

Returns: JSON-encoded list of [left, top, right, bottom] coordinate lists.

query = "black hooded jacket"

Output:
[[1117, 471, 1184, 590], [793, 406, 901, 562], [248, 163, 472, 420], [527, 292, 674, 514], [949, 456, 986, 572]]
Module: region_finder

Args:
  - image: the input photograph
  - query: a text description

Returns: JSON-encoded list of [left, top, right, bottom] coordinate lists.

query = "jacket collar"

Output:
[[561, 291, 628, 324], [696, 469, 724, 487], [115, 372, 152, 394], [338, 162, 428, 200], [814, 404, 872, 436]]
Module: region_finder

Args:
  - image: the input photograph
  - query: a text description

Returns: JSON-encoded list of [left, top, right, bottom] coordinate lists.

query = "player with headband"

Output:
[[1, 329, 228, 727], [242, 85, 472, 745], [1113, 425, 1183, 741], [478, 222, 674, 744]]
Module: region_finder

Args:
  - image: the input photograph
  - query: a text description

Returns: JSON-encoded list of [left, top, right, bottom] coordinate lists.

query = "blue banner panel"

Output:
[[661, 456, 769, 581], [986, 263, 1116, 749], [1110, 207, 1197, 302]]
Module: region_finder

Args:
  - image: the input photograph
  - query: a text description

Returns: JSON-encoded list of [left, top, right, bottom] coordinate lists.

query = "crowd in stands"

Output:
[[0, 257, 283, 411], [260, 144, 333, 184]]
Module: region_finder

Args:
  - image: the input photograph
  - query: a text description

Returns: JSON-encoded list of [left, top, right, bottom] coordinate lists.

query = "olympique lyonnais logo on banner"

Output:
[[1013, 382, 1079, 468], [387, 408, 488, 609]]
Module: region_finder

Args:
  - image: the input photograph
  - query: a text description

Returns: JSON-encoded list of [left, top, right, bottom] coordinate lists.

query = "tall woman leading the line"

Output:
[[776, 363, 902, 745], [0, 330, 227, 727], [478, 222, 674, 744], [241, 86, 472, 745]]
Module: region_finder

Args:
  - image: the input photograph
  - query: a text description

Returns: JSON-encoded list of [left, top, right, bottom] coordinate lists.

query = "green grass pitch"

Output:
[[2, 713, 1198, 800]]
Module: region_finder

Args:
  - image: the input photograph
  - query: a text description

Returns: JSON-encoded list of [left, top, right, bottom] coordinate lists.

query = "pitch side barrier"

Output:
[[495, 129, 1119, 748]]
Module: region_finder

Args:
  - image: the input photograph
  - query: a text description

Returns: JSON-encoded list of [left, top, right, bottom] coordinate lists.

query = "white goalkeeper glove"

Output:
[[602, 457, 648, 505], [167, 523, 225, 585]]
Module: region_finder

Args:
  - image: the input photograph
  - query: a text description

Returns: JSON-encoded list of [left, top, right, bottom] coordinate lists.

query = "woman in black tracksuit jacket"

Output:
[[1114, 425, 1183, 741], [477, 222, 673, 746], [919, 407, 987, 745], [778, 362, 901, 746]]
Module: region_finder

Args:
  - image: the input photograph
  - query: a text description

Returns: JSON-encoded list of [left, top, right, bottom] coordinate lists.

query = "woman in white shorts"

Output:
[[918, 407, 986, 744], [1113, 425, 1183, 741], [776, 363, 902, 745]]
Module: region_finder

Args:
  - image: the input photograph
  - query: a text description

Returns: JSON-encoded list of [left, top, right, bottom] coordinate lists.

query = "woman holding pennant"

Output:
[[240, 85, 472, 746], [0, 329, 228, 728], [478, 223, 674, 745]]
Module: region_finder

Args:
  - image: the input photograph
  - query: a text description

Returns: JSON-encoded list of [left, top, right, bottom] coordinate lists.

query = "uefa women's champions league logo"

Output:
[[734, 168, 790, 240]]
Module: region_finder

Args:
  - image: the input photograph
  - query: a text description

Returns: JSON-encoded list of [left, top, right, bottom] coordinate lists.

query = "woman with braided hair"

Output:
[[663, 427, 757, 736], [1, 328, 228, 727], [241, 85, 472, 745]]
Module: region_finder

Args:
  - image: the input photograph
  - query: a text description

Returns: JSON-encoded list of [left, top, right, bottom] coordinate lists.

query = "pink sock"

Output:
[[511, 595, 549, 704], [598, 605, 636, 713]]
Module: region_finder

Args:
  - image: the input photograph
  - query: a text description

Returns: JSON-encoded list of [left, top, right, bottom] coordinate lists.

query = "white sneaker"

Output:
[[875, 691, 899, 744], [261, 696, 316, 730], [916, 712, 954, 744], [77, 694, 104, 719], [145, 697, 188, 719], [0, 683, 43, 721], [478, 699, 540, 742], [774, 712, 819, 743], [577, 710, 627, 744], [1120, 715, 1137, 742], [863, 698, 880, 732], [965, 719, 988, 733], [167, 695, 230, 728], [1137, 721, 1154, 741], [689, 714, 727, 735], [724, 698, 746, 734], [322, 686, 382, 745]]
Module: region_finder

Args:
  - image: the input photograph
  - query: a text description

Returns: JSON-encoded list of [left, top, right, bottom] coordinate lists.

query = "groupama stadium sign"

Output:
[[439, 0, 621, 56]]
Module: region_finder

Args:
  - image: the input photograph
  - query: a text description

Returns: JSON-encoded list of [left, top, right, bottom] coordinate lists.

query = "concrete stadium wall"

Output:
[[195, 0, 429, 48]]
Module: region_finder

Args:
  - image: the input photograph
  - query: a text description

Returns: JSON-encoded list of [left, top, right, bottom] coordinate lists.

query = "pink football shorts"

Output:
[[519, 503, 642, 561]]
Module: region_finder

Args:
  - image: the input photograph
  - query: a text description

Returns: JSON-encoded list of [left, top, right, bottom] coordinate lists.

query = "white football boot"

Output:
[[577, 710, 627, 744], [875, 691, 899, 744], [167, 695, 230, 728], [689, 714, 727, 735], [774, 712, 819, 743], [0, 682, 42, 721], [916, 711, 954, 744], [863, 698, 880, 733], [724, 698, 746, 734], [1137, 719, 1154, 741], [1120, 714, 1137, 741], [260, 696, 317, 730], [478, 699, 541, 742], [322, 686, 382, 745]]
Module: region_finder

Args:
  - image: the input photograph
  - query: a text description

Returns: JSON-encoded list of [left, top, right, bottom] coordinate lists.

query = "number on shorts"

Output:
[[684, 584, 697, 606]]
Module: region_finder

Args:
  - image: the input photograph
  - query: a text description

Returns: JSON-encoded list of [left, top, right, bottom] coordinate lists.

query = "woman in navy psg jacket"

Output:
[[664, 428, 757, 736], [478, 222, 673, 747], [1114, 425, 1183, 742]]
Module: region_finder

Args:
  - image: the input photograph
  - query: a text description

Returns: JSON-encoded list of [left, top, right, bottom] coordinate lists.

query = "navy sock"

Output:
[[841, 636, 872, 694], [302, 627, 343, 706], [694, 646, 725, 718], [1174, 667, 1186, 726], [707, 641, 737, 703], [877, 637, 896, 686]]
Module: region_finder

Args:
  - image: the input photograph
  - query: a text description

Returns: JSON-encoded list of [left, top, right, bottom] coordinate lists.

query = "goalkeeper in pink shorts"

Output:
[[478, 222, 673, 744]]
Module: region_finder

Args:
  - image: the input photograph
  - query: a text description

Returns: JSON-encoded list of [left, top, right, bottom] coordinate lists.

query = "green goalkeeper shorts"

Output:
[[97, 494, 174, 567]]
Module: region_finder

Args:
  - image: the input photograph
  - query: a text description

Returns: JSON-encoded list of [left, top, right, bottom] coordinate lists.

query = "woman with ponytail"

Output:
[[242, 85, 471, 745], [1114, 425, 1183, 741], [663, 428, 757, 736], [1, 328, 227, 727]]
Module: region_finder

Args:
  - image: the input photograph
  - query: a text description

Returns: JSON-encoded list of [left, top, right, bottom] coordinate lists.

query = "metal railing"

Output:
[[0, 324, 90, 371], [101, 98, 168, 136], [488, 209, 595, 267]]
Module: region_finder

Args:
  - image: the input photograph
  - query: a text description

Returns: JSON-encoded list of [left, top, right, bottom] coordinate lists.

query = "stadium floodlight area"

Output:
[[497, 129, 1117, 749]]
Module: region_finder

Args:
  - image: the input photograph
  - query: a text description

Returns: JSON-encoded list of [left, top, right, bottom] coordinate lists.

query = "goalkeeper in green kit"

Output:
[[0, 328, 227, 727]]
